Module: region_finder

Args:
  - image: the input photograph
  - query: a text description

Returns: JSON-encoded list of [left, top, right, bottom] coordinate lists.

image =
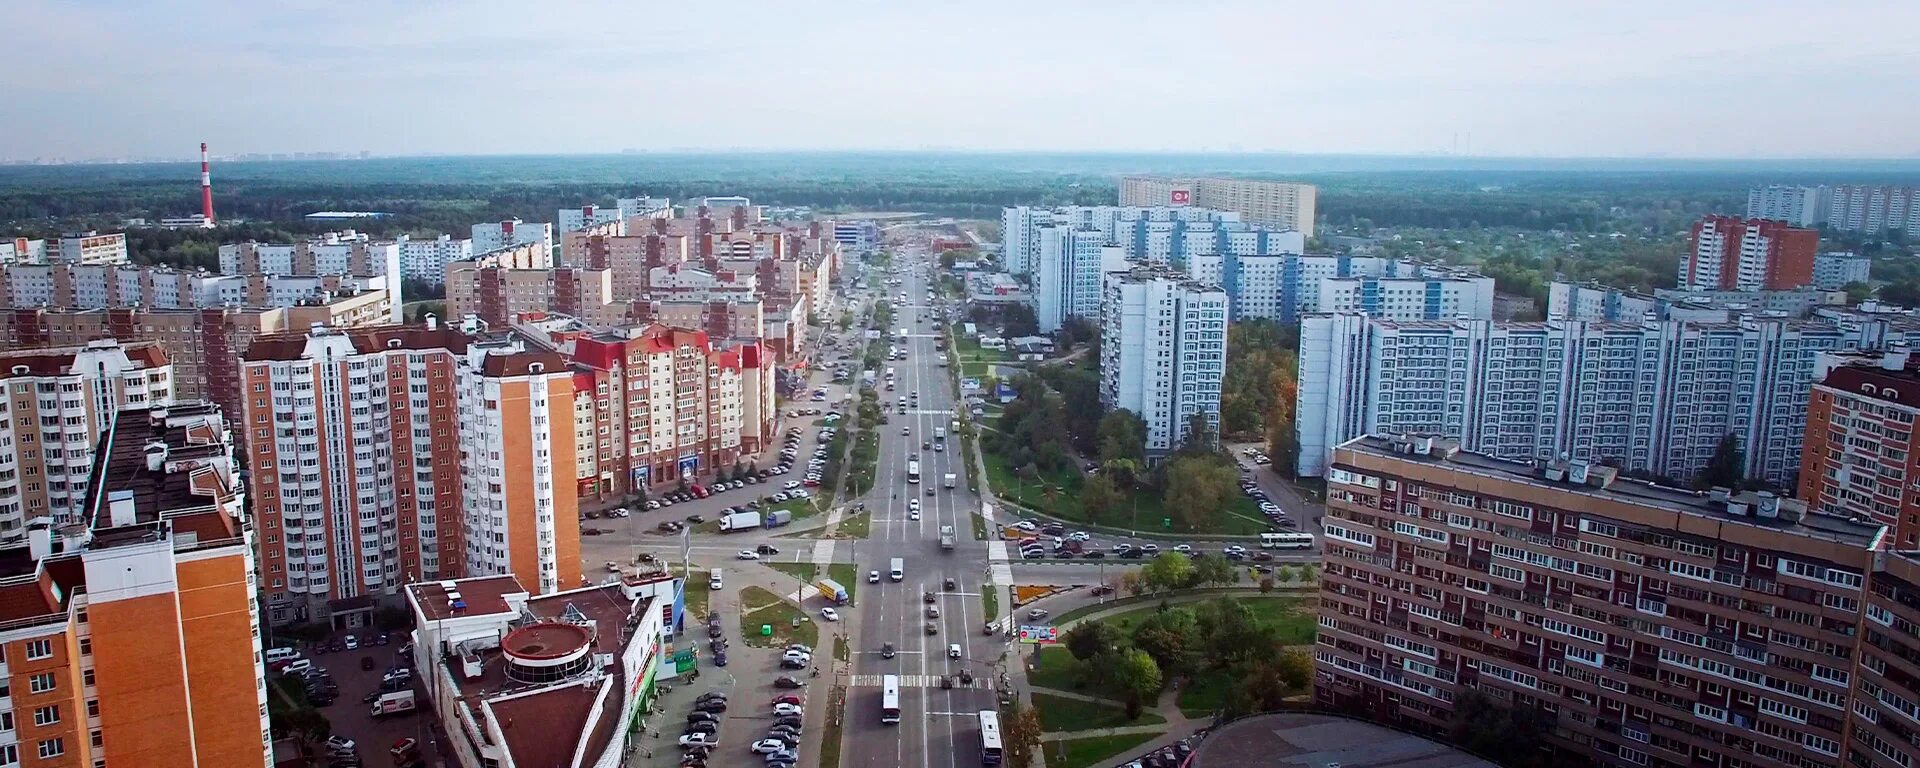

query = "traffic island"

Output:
[[737, 586, 819, 649]]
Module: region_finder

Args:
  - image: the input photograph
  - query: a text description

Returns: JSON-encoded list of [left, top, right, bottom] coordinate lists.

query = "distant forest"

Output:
[[2, 151, 1915, 276]]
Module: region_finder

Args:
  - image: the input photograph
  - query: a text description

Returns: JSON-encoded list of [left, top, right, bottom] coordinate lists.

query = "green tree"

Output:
[[1162, 456, 1237, 530], [1080, 474, 1123, 520], [1096, 648, 1164, 719], [1140, 552, 1196, 593], [1696, 433, 1745, 489], [1196, 598, 1279, 666], [1062, 620, 1124, 662], [1178, 412, 1217, 455], [1001, 701, 1045, 768], [1129, 607, 1201, 678], [1189, 552, 1239, 587], [1096, 410, 1147, 466], [1843, 280, 1874, 304]]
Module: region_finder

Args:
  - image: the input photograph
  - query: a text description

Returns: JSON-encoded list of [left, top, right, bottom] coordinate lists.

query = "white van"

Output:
[[889, 557, 904, 582], [709, 568, 724, 591], [265, 647, 300, 664]]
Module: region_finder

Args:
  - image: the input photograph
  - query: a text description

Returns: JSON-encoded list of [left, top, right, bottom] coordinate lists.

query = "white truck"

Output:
[[940, 525, 956, 550], [719, 511, 763, 532], [370, 690, 416, 718], [934, 427, 947, 441], [943, 473, 957, 489]]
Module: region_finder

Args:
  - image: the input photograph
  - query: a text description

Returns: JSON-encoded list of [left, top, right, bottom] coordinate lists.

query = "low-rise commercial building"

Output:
[[406, 573, 685, 768]]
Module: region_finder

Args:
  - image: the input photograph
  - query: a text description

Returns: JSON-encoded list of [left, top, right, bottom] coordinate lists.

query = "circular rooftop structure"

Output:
[[502, 622, 594, 684], [1191, 713, 1498, 768]]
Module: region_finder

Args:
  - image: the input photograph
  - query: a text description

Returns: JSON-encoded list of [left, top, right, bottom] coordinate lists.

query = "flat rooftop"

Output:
[[406, 574, 523, 621], [1340, 435, 1886, 548], [1193, 713, 1498, 768]]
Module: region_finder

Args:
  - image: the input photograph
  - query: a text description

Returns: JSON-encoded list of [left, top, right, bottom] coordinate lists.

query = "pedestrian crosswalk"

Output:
[[848, 672, 952, 691]]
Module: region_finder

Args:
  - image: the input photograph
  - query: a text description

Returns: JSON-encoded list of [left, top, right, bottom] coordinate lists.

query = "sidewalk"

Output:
[[1034, 680, 1207, 768]]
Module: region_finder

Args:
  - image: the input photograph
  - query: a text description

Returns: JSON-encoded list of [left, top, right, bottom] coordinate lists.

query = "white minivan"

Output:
[[265, 647, 300, 664], [709, 568, 724, 591]]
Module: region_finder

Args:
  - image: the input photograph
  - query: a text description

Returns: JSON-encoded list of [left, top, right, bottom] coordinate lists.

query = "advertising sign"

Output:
[[1169, 189, 1191, 205], [1017, 625, 1059, 644]]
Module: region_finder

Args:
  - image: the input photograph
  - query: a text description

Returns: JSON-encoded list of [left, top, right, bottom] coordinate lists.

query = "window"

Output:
[[31, 706, 56, 727], [24, 639, 51, 660], [36, 739, 61, 759], [28, 674, 54, 694]]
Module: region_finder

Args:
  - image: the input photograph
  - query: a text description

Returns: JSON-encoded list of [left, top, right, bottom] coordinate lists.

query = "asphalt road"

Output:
[[843, 247, 1004, 768]]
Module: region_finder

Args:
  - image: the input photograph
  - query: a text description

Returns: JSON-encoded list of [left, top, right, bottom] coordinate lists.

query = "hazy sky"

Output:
[[5, 0, 1919, 160]]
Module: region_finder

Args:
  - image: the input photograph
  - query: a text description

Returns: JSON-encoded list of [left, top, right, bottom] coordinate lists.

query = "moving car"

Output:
[[820, 607, 840, 622]]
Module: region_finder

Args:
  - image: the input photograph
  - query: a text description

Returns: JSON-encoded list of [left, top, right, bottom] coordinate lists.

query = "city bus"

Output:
[[978, 710, 1003, 765], [881, 674, 901, 725], [1260, 532, 1315, 550], [907, 460, 921, 484]]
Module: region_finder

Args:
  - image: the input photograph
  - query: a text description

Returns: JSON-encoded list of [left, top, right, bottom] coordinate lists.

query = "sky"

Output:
[[4, 0, 1919, 160]]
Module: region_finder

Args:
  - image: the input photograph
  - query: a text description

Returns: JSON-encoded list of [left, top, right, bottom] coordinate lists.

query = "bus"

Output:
[[978, 710, 1003, 765], [881, 675, 902, 725], [907, 460, 921, 484], [1260, 532, 1315, 550]]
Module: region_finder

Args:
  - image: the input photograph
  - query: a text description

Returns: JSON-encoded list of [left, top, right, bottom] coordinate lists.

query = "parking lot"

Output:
[[278, 630, 437, 767]]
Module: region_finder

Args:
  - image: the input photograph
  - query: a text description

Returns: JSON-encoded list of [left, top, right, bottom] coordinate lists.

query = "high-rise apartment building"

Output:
[[1811, 252, 1871, 290], [1099, 265, 1227, 457], [1294, 314, 1920, 481], [0, 402, 267, 768], [556, 203, 628, 234], [0, 238, 47, 265], [241, 321, 579, 624], [0, 292, 396, 419], [1316, 433, 1911, 768], [1119, 176, 1317, 237], [1680, 216, 1819, 292], [471, 219, 554, 256], [1798, 350, 1920, 549], [616, 195, 673, 221], [1747, 184, 1828, 228], [1314, 272, 1496, 321], [44, 232, 129, 266], [1033, 227, 1129, 333], [0, 263, 391, 315], [560, 326, 765, 503], [1827, 185, 1920, 235], [1002, 205, 1293, 276], [0, 340, 172, 529], [397, 234, 473, 284]]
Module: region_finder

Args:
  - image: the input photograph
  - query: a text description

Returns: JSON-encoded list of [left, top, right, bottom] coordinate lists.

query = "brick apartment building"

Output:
[[0, 341, 172, 529], [1316, 433, 1920, 768], [0, 402, 268, 767], [242, 320, 579, 625]]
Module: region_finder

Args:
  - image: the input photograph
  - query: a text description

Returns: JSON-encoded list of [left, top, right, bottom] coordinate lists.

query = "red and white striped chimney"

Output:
[[199, 143, 216, 224]]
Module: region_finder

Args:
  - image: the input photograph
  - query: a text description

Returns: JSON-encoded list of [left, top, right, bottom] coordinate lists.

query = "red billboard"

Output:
[[1169, 190, 1191, 205]]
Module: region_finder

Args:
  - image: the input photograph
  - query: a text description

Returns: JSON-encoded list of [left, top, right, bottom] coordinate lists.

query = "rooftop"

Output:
[[1192, 713, 1498, 768], [85, 403, 240, 538], [242, 323, 472, 361], [1337, 435, 1887, 549], [406, 574, 523, 621], [0, 340, 168, 378]]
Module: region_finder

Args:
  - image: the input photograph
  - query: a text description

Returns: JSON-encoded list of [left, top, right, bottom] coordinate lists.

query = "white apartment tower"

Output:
[[398, 234, 473, 284], [472, 219, 554, 256], [0, 340, 173, 528], [1294, 313, 1919, 483], [1746, 184, 1827, 228], [1034, 226, 1130, 333], [1099, 265, 1228, 457]]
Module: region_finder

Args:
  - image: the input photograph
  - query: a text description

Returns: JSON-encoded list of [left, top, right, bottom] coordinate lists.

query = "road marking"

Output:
[[850, 674, 993, 690]]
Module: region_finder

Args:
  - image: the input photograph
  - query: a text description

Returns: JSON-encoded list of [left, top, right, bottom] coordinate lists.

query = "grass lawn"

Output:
[[983, 585, 1000, 625], [828, 563, 861, 605], [1043, 732, 1161, 768], [837, 511, 871, 538], [1033, 692, 1164, 733], [739, 586, 820, 649], [1062, 596, 1316, 643], [1027, 646, 1086, 692], [981, 443, 1267, 536], [1177, 670, 1236, 718]]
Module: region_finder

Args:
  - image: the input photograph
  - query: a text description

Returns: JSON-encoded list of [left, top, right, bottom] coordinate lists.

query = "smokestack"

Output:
[[200, 142, 216, 224]]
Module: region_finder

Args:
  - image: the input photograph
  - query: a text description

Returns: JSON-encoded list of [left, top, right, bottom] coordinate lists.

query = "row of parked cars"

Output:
[[1239, 476, 1300, 531]]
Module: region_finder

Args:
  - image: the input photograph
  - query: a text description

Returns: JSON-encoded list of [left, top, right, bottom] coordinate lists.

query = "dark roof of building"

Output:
[[0, 340, 168, 378], [85, 404, 239, 537], [242, 324, 472, 361], [406, 575, 524, 621], [1818, 355, 1920, 405], [1338, 435, 1886, 548], [478, 350, 569, 378], [1193, 713, 1498, 768]]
